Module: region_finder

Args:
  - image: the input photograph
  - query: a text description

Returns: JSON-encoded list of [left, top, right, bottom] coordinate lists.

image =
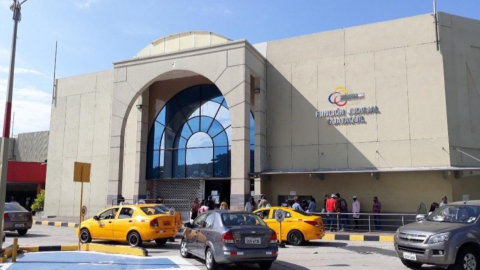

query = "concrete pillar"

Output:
[[134, 90, 149, 201]]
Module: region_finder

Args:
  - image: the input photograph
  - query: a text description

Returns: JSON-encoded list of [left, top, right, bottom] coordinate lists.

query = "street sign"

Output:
[[74, 162, 91, 183], [81, 206, 87, 217], [275, 209, 285, 222]]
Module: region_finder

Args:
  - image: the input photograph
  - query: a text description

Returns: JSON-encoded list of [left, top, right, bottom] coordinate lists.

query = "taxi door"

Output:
[[270, 209, 293, 242], [113, 207, 136, 240], [91, 208, 117, 240]]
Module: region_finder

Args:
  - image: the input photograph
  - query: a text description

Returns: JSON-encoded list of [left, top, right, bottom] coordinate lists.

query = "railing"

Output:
[[311, 212, 418, 233]]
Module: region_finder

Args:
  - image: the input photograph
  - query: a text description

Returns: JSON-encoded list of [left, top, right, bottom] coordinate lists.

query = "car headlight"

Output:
[[395, 229, 400, 237], [427, 233, 450, 244]]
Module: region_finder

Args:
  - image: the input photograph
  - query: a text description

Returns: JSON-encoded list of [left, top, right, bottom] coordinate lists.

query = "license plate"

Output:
[[14, 224, 25, 228], [245, 237, 261, 244], [403, 252, 417, 261]]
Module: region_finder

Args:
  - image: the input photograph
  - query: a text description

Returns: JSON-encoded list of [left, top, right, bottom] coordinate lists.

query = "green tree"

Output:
[[31, 189, 45, 212]]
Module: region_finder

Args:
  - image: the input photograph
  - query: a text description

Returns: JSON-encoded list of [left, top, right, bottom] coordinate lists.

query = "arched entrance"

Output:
[[146, 84, 255, 214]]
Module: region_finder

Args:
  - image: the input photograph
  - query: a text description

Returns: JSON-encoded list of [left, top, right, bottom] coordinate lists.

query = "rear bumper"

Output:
[[304, 226, 325, 240], [216, 245, 278, 264], [141, 228, 177, 241], [4, 221, 32, 231]]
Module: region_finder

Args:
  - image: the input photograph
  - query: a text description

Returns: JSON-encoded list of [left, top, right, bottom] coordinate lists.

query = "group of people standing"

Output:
[[190, 196, 229, 221], [324, 194, 382, 232]]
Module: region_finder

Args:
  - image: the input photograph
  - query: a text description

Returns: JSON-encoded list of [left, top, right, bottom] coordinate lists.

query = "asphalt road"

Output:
[[2, 224, 444, 270]]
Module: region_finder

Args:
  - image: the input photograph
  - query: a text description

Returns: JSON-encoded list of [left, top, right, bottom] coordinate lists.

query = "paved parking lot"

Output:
[[1, 225, 443, 270]]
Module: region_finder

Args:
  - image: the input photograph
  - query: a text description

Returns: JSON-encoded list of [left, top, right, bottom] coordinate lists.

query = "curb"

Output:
[[34, 220, 78, 228], [323, 233, 394, 242], [20, 245, 78, 253], [81, 243, 147, 256]]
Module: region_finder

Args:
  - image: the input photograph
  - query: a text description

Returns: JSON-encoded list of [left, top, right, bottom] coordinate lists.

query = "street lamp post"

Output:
[[0, 0, 28, 253]]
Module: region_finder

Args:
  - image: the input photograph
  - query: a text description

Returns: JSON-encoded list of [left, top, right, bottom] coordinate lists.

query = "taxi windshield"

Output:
[[221, 213, 267, 226], [140, 206, 167, 215], [427, 205, 480, 224]]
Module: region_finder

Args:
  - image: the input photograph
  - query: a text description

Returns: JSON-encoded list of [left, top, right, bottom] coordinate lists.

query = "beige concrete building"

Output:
[[44, 13, 480, 217]]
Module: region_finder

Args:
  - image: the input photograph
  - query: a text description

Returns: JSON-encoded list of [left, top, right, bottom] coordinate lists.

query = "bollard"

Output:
[[12, 238, 18, 262]]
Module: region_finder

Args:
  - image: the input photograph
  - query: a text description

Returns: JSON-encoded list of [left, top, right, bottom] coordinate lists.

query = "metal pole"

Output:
[[0, 0, 22, 253], [78, 170, 84, 250], [368, 215, 371, 232]]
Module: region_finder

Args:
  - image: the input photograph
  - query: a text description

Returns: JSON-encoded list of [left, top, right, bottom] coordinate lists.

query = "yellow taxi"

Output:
[[254, 207, 325, 246], [77, 204, 177, 247]]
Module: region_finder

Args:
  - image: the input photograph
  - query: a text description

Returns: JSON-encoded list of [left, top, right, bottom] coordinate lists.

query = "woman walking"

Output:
[[245, 197, 256, 212]]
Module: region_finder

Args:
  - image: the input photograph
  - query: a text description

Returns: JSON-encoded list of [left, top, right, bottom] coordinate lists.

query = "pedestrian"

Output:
[[25, 197, 31, 211], [335, 193, 348, 231], [428, 202, 439, 215], [308, 197, 317, 212], [326, 194, 337, 232], [322, 194, 330, 213], [118, 196, 125, 206], [10, 196, 16, 203], [292, 196, 302, 210], [352, 196, 361, 230], [220, 201, 229, 210], [373, 196, 382, 231], [258, 195, 268, 209], [199, 200, 209, 214], [156, 196, 164, 204], [191, 198, 200, 221], [440, 196, 449, 207], [245, 197, 256, 212], [301, 200, 309, 211], [207, 196, 215, 210]]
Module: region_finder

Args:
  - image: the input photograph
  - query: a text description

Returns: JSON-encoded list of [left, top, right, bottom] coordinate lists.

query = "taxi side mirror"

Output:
[[415, 214, 426, 222], [93, 215, 99, 221]]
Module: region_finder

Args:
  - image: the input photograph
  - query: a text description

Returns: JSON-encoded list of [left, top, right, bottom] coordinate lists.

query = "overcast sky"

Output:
[[0, 0, 479, 135]]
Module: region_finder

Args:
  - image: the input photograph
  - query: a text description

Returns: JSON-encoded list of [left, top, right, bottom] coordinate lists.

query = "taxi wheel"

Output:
[[287, 230, 305, 246], [127, 231, 142, 247], [155, 239, 168, 246], [180, 239, 191, 258], [80, 228, 92, 243], [17, 229, 28, 236]]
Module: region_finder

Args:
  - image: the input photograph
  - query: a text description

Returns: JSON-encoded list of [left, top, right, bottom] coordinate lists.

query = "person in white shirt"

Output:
[[352, 196, 361, 230], [440, 196, 449, 207]]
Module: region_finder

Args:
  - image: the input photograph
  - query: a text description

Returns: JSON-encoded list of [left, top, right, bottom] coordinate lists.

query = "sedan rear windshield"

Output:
[[140, 206, 166, 215], [5, 203, 27, 212], [221, 213, 267, 226], [427, 205, 480, 224]]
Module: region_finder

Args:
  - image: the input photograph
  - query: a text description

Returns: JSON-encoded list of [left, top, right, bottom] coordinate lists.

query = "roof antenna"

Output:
[[433, 0, 439, 51]]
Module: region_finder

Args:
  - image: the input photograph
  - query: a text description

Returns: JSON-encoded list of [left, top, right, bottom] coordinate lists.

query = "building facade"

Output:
[[44, 13, 480, 217]]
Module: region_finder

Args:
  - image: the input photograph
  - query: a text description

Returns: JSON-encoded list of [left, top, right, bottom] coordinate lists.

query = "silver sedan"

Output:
[[180, 211, 278, 270], [3, 203, 33, 235]]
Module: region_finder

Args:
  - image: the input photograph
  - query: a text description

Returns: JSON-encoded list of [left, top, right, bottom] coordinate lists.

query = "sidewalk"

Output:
[[34, 216, 395, 242]]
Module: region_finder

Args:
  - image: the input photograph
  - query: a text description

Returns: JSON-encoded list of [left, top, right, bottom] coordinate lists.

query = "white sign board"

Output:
[[211, 190, 218, 196], [463, 194, 470, 201], [274, 210, 286, 222], [290, 191, 296, 196]]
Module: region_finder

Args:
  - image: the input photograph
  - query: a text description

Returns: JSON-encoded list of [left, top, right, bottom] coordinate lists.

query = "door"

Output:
[[113, 207, 135, 240], [270, 209, 293, 242], [416, 203, 428, 221], [91, 208, 118, 239], [186, 214, 207, 255], [197, 213, 215, 257]]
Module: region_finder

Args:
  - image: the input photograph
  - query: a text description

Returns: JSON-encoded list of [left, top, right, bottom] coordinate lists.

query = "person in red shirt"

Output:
[[326, 194, 337, 232], [372, 196, 382, 231]]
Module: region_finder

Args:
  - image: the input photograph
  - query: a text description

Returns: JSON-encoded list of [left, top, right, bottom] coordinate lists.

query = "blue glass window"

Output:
[[146, 84, 255, 179]]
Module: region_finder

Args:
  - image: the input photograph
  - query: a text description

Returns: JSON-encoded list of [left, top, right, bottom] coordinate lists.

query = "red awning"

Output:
[[7, 161, 46, 183]]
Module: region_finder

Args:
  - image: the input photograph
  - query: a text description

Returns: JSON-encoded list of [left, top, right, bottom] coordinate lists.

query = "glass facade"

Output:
[[147, 84, 254, 179]]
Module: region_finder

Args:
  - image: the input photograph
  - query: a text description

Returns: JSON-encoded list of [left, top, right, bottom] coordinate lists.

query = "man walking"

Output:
[[440, 196, 449, 207], [352, 196, 360, 230], [326, 194, 337, 232], [373, 196, 382, 231], [292, 196, 302, 211], [335, 193, 348, 231]]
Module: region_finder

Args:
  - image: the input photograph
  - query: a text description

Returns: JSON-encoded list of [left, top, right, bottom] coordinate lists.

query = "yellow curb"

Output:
[[0, 256, 7, 263], [349, 235, 364, 241], [68, 223, 77, 228], [3, 246, 14, 258], [61, 245, 79, 251], [20, 246, 39, 252], [323, 234, 335, 240], [41, 221, 49, 226], [379, 235, 394, 242], [81, 243, 147, 256], [54, 222, 62, 227]]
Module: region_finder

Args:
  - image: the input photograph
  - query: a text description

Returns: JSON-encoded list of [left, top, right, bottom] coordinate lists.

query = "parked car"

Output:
[[3, 202, 33, 236], [395, 200, 480, 270], [254, 207, 325, 246], [77, 204, 176, 247], [180, 211, 278, 270]]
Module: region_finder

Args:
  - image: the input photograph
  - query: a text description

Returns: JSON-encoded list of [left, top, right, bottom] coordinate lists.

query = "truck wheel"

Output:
[[453, 247, 479, 270], [400, 259, 423, 269]]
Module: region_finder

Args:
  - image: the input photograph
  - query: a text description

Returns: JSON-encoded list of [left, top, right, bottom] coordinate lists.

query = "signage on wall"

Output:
[[317, 86, 380, 126]]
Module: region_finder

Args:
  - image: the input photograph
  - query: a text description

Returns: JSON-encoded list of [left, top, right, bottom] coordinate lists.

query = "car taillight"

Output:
[[270, 231, 278, 243], [304, 220, 319, 227], [28, 213, 33, 221], [221, 231, 235, 244], [3, 213, 9, 221], [150, 219, 159, 227]]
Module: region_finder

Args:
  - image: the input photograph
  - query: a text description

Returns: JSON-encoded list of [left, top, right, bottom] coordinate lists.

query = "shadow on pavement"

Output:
[[302, 241, 348, 248], [5, 232, 49, 238]]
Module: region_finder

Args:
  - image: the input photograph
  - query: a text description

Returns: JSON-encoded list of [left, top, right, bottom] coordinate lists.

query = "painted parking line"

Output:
[[4, 251, 200, 270]]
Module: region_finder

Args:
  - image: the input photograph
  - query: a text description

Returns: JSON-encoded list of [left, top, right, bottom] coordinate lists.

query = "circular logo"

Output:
[[275, 210, 285, 222], [328, 86, 348, 107], [81, 206, 87, 217]]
